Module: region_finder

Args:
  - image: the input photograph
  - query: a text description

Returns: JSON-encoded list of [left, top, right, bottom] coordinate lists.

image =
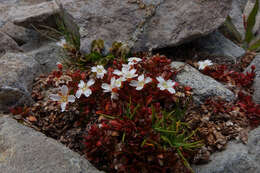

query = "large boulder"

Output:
[[0, 22, 38, 46], [10, 1, 60, 29], [0, 53, 41, 111], [0, 114, 102, 173], [193, 126, 260, 173], [0, 45, 61, 111], [0, 31, 21, 57], [171, 62, 235, 104], [8, 0, 232, 53]]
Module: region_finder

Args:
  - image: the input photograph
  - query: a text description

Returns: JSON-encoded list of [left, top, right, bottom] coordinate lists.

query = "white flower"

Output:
[[113, 69, 123, 76], [123, 68, 138, 79], [130, 74, 152, 90], [49, 85, 76, 112], [56, 39, 66, 47], [156, 76, 176, 94], [122, 64, 131, 70], [113, 65, 138, 80], [91, 65, 107, 79], [198, 60, 213, 70], [113, 64, 130, 77], [76, 79, 95, 98], [128, 57, 142, 65], [101, 77, 119, 100], [114, 77, 124, 88]]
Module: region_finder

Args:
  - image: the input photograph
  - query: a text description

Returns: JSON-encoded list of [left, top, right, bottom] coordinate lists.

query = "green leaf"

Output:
[[122, 132, 126, 143], [248, 38, 260, 51], [223, 15, 243, 43], [154, 128, 177, 134], [244, 0, 259, 46], [177, 149, 194, 173]]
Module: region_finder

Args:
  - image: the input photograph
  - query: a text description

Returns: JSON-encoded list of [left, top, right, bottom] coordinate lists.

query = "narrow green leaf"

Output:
[[223, 15, 243, 43], [122, 132, 126, 143], [154, 128, 177, 134], [248, 38, 260, 51], [245, 0, 259, 45], [141, 139, 147, 147], [177, 149, 194, 173]]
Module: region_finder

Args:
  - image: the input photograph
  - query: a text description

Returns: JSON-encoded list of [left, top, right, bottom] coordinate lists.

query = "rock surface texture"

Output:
[[229, 0, 245, 36], [245, 54, 260, 104], [0, 114, 102, 173], [0, 31, 21, 57], [193, 126, 260, 173], [0, 53, 41, 111], [3, 0, 232, 53], [0, 46, 61, 111], [10, 1, 60, 29], [194, 31, 245, 63], [61, 0, 232, 52], [171, 62, 235, 104]]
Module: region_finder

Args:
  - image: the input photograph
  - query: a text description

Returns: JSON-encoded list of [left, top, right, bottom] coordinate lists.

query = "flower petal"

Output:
[[145, 77, 152, 84], [167, 80, 174, 87], [76, 89, 82, 98], [136, 86, 143, 90], [78, 80, 85, 88], [97, 73, 104, 79], [111, 92, 119, 100], [101, 83, 111, 92], [156, 76, 165, 83], [49, 94, 61, 101], [128, 57, 142, 62], [130, 80, 138, 87], [91, 67, 97, 73], [60, 85, 68, 96], [83, 89, 92, 97], [87, 79, 95, 86], [61, 102, 67, 112], [68, 95, 76, 103], [113, 70, 122, 76], [138, 74, 144, 81], [157, 83, 165, 91], [167, 87, 176, 94]]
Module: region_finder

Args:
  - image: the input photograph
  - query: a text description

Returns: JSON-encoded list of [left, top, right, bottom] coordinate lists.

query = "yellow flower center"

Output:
[[60, 95, 68, 102], [82, 85, 88, 92], [162, 82, 168, 89], [97, 68, 103, 73], [138, 81, 145, 87], [116, 80, 121, 86]]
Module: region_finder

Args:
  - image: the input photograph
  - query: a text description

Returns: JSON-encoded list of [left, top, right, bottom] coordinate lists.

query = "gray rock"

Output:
[[10, 1, 60, 29], [0, 115, 102, 173], [236, 0, 249, 11], [195, 31, 245, 63], [0, 31, 21, 57], [244, 54, 260, 104], [28, 42, 64, 73], [58, 0, 232, 53], [0, 43, 64, 111], [193, 127, 260, 173], [171, 62, 235, 103], [0, 53, 41, 111], [0, 22, 38, 46], [229, 0, 245, 36]]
